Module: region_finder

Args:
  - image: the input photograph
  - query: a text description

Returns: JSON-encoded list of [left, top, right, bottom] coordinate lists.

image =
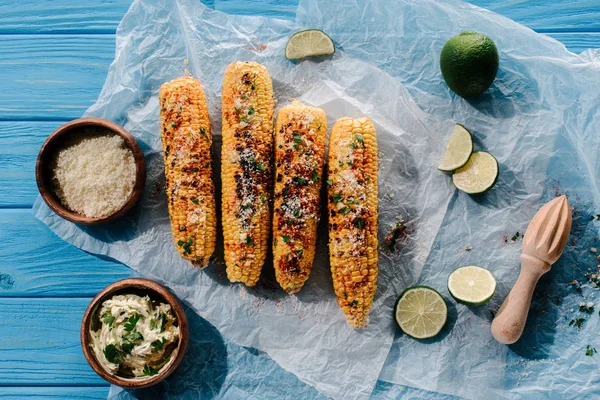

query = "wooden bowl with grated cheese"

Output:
[[36, 118, 146, 225]]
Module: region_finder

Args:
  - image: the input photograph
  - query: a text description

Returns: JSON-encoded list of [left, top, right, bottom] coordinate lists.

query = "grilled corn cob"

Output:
[[327, 117, 378, 328], [272, 101, 327, 294], [159, 76, 216, 267], [221, 61, 274, 286]]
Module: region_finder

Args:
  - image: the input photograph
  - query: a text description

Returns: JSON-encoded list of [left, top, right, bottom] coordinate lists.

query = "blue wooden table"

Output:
[[0, 0, 598, 398]]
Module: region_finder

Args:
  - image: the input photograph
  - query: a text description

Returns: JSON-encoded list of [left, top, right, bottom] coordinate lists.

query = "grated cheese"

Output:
[[52, 132, 136, 218]]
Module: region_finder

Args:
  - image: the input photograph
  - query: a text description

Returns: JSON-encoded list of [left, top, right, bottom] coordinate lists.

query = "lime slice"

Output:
[[447, 266, 496, 305], [438, 124, 473, 172], [285, 30, 335, 60], [394, 286, 448, 339], [452, 151, 498, 194]]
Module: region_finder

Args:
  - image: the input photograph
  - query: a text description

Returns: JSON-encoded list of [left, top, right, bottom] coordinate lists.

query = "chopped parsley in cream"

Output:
[[90, 294, 180, 379]]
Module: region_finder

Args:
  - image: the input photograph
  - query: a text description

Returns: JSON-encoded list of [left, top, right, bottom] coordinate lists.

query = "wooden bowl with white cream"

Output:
[[81, 278, 189, 388], [36, 118, 146, 225]]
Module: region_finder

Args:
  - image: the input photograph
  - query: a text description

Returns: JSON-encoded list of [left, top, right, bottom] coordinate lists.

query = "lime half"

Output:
[[438, 124, 473, 172], [452, 151, 498, 194], [448, 266, 496, 305], [394, 286, 448, 339], [285, 30, 335, 60]]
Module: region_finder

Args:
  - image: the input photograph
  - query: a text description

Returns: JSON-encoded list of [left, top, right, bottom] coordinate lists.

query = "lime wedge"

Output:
[[285, 30, 335, 60], [394, 286, 448, 339], [448, 266, 496, 305], [438, 124, 473, 172], [452, 151, 498, 194]]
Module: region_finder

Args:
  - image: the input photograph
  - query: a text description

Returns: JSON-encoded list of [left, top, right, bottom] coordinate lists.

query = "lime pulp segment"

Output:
[[395, 286, 448, 339], [285, 29, 335, 60], [452, 151, 498, 194], [438, 124, 473, 172], [447, 266, 496, 305]]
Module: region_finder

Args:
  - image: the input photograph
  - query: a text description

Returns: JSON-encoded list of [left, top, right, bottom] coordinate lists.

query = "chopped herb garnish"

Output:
[[124, 314, 141, 332], [143, 364, 159, 377], [246, 236, 254, 246], [124, 332, 144, 342], [339, 207, 350, 215], [338, 161, 344, 167], [293, 209, 301, 217], [333, 193, 343, 204], [586, 345, 597, 356], [121, 342, 134, 355], [355, 217, 364, 230], [293, 177, 308, 186], [186, 238, 193, 246], [256, 162, 266, 171], [177, 240, 184, 247], [326, 179, 333, 186], [103, 344, 120, 364], [200, 127, 207, 138], [569, 318, 586, 330], [204, 161, 210, 168], [312, 170, 320, 182], [354, 134, 364, 143], [150, 318, 158, 331], [349, 300, 358, 307], [293, 132, 302, 143], [159, 313, 168, 333], [350, 143, 358, 149], [296, 249, 304, 257], [179, 225, 186, 231], [240, 117, 249, 123], [347, 162, 353, 166], [282, 235, 290, 243], [317, 124, 322, 131], [171, 122, 176, 128], [151, 338, 167, 351], [248, 108, 255, 115], [191, 198, 199, 204], [511, 232, 521, 241], [579, 302, 595, 313], [102, 314, 115, 327]]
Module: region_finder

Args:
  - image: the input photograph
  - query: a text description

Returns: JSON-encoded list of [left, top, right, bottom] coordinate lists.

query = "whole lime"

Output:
[[440, 31, 499, 98]]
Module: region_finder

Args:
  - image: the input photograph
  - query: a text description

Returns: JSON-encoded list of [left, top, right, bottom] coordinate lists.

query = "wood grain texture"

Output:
[[0, 298, 105, 385], [0, 0, 597, 34], [0, 209, 134, 297], [0, 35, 114, 121], [0, 387, 108, 399]]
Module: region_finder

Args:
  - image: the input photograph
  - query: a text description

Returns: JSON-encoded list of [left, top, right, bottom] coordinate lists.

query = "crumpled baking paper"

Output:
[[32, 0, 454, 398], [296, 0, 600, 398], [32, 0, 600, 398]]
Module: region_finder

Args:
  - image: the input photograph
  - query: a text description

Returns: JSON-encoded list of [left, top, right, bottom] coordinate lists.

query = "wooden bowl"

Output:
[[35, 118, 146, 225], [81, 278, 189, 388]]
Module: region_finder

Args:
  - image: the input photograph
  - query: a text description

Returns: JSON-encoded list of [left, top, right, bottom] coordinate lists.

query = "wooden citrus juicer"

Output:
[[491, 195, 572, 344]]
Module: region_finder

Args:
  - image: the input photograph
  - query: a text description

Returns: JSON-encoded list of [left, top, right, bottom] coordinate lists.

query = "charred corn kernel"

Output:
[[221, 61, 274, 286], [159, 76, 216, 267], [327, 117, 378, 328], [272, 101, 327, 294]]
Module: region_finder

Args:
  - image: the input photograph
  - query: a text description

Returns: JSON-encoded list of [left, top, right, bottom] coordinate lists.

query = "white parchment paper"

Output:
[[33, 0, 454, 398], [34, 0, 600, 398]]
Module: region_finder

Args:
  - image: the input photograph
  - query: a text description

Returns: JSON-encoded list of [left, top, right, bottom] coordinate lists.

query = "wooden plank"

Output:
[[0, 0, 132, 34], [0, 0, 598, 35], [470, 0, 600, 32], [0, 387, 108, 399], [0, 35, 114, 121], [0, 298, 105, 385], [546, 32, 600, 54], [0, 209, 135, 297], [0, 122, 63, 207]]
